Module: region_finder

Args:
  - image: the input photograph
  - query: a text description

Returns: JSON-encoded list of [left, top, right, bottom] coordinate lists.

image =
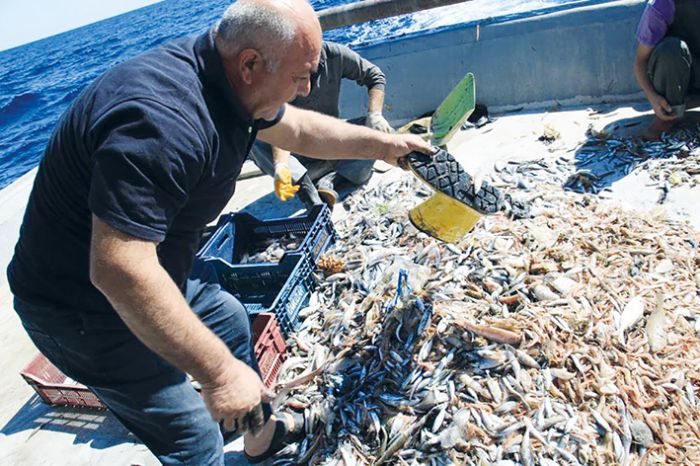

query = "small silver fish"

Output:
[[645, 294, 667, 352], [617, 295, 645, 343], [630, 420, 654, 448]]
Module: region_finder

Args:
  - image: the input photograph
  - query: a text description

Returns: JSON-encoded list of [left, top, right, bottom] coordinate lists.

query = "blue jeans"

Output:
[[249, 140, 375, 186], [13, 260, 266, 465]]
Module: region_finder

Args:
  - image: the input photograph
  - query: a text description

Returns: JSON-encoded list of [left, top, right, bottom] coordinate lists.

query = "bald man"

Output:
[[6, 0, 432, 464]]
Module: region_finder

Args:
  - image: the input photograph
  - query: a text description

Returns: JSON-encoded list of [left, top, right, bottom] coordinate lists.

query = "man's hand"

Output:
[[259, 106, 434, 164], [273, 163, 300, 201], [366, 112, 394, 133], [649, 93, 676, 121], [200, 359, 273, 436], [634, 45, 677, 123], [381, 133, 436, 168]]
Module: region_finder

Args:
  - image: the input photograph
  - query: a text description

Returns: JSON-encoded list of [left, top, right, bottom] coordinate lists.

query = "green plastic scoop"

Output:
[[430, 72, 476, 147]]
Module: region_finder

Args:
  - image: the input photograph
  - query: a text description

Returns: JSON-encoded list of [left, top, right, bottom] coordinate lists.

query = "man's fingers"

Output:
[[222, 416, 238, 433], [240, 412, 252, 433], [218, 403, 265, 435], [657, 109, 676, 121], [408, 136, 437, 155], [247, 404, 266, 437], [655, 98, 675, 119]]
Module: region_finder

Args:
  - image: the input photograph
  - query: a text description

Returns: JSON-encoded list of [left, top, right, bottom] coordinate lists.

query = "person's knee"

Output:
[[219, 294, 255, 360], [650, 37, 691, 71], [166, 410, 224, 466], [91, 374, 225, 466], [337, 160, 374, 185], [351, 169, 373, 186], [228, 297, 251, 340]]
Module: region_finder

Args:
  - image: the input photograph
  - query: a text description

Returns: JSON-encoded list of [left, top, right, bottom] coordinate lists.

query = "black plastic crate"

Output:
[[197, 204, 336, 266], [208, 253, 314, 337]]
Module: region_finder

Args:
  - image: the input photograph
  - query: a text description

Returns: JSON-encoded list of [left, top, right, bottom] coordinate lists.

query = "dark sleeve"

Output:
[[636, 0, 674, 47], [330, 42, 386, 92], [87, 100, 205, 242]]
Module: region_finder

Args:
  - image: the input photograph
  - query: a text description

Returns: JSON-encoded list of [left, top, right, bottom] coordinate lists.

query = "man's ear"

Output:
[[238, 48, 263, 85]]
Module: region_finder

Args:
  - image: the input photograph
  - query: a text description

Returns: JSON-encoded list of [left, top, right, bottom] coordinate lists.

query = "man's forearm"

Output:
[[272, 146, 291, 166], [634, 48, 657, 102], [259, 105, 393, 160], [635, 60, 655, 100], [367, 88, 385, 114], [90, 222, 236, 386], [98, 262, 235, 385]]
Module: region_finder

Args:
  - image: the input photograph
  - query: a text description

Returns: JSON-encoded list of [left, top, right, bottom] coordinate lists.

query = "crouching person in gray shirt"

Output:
[[249, 41, 393, 209]]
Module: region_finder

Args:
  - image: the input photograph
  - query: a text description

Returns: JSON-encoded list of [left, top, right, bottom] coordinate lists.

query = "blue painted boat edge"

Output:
[[339, 0, 647, 124], [350, 0, 625, 49]]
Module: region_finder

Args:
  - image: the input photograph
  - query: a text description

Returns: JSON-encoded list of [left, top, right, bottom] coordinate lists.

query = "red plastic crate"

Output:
[[20, 354, 106, 409], [21, 314, 287, 409], [252, 313, 287, 388]]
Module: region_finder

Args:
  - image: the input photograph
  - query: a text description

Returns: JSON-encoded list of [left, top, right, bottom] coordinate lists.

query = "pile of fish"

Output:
[[269, 169, 700, 465], [565, 124, 700, 195], [239, 235, 303, 264], [490, 122, 700, 199]]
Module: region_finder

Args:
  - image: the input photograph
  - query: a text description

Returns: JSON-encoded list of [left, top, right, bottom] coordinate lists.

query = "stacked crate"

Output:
[[197, 204, 337, 336], [21, 205, 337, 408]]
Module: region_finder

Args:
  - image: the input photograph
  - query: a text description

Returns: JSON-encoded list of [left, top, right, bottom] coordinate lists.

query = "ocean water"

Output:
[[0, 0, 588, 189]]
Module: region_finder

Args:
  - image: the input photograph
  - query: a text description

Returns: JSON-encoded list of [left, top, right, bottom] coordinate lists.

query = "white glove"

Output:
[[366, 112, 394, 133]]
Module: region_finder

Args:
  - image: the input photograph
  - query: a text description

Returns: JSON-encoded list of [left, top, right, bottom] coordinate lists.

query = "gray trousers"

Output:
[[648, 36, 700, 117], [249, 141, 374, 186]]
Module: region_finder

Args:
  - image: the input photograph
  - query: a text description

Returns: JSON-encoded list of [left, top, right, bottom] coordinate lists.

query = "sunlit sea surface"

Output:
[[0, 0, 590, 189]]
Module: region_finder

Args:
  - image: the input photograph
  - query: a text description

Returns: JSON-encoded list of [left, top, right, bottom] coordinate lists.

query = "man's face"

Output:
[[252, 33, 321, 120]]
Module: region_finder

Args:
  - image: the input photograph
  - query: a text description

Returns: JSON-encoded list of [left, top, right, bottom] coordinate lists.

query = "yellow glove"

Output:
[[273, 164, 299, 202]]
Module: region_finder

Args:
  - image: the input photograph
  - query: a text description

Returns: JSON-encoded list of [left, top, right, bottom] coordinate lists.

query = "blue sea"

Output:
[[0, 0, 586, 189]]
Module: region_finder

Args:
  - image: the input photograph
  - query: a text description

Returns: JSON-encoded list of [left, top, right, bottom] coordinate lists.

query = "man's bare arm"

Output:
[[89, 216, 265, 428], [90, 216, 234, 382], [634, 43, 675, 120], [634, 44, 657, 101], [272, 145, 291, 166], [257, 105, 431, 163], [367, 87, 384, 114]]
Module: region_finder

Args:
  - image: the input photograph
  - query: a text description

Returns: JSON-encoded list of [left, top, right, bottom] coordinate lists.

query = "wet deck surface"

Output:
[[0, 100, 698, 465]]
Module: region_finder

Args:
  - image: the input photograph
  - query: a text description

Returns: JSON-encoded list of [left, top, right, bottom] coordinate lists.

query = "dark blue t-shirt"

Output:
[[7, 29, 283, 313]]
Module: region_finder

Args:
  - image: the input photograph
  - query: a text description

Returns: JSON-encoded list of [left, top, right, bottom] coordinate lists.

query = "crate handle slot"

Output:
[[214, 232, 231, 250]]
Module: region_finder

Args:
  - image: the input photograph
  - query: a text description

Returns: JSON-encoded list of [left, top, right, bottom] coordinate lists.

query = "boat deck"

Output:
[[0, 100, 698, 464]]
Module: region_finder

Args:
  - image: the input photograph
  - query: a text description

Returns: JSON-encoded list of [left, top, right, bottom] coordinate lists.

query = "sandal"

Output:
[[244, 411, 305, 464]]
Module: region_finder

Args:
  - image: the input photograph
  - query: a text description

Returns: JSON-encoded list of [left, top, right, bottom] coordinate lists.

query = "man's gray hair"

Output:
[[214, 1, 298, 72]]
